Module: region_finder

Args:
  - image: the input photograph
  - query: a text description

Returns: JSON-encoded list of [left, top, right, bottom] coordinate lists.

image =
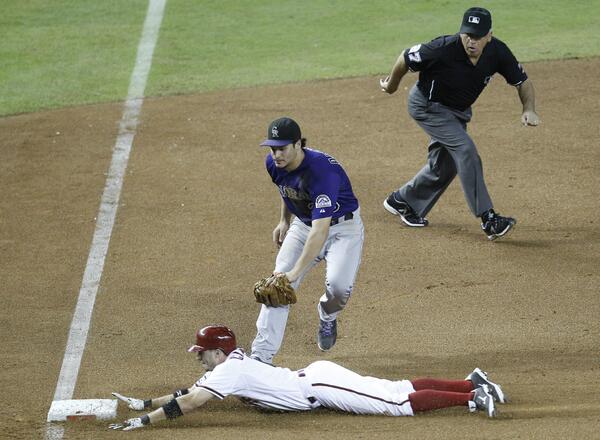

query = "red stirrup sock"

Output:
[[408, 390, 474, 412], [411, 378, 474, 393]]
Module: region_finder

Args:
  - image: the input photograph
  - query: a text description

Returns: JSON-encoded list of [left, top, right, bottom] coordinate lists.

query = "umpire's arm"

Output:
[[517, 79, 540, 126], [380, 50, 409, 94]]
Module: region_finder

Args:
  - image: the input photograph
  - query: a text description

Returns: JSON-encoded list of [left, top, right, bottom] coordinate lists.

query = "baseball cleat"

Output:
[[472, 384, 497, 417], [383, 194, 429, 227], [317, 318, 337, 351], [481, 210, 516, 240], [466, 368, 508, 403]]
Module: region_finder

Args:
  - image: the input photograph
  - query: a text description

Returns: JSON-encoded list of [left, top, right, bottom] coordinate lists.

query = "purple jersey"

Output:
[[266, 148, 359, 225]]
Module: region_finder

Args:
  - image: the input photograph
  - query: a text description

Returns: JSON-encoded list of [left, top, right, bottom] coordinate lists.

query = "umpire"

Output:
[[380, 7, 540, 240]]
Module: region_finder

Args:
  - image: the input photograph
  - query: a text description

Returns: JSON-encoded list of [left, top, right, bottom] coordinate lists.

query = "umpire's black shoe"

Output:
[[383, 193, 429, 227], [481, 209, 516, 241]]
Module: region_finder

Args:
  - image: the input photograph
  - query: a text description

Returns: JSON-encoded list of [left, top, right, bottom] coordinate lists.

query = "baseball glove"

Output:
[[254, 274, 297, 307]]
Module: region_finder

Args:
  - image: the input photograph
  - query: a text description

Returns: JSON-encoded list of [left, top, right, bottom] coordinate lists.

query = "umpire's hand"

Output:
[[521, 110, 540, 126]]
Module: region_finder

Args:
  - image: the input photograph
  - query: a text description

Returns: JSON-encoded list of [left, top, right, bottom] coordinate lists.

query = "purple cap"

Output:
[[260, 117, 301, 147]]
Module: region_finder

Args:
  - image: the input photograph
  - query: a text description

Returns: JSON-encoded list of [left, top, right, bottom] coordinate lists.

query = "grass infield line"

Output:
[[44, 0, 167, 438]]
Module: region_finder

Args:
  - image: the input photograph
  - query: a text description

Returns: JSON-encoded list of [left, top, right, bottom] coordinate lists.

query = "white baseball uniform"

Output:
[[193, 349, 415, 416]]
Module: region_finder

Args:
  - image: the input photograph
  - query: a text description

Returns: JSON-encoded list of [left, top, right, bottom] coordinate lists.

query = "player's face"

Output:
[[270, 142, 302, 170], [198, 349, 221, 371], [460, 32, 492, 58]]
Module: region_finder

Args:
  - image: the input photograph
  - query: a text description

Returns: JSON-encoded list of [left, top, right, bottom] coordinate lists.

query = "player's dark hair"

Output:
[[300, 137, 307, 148]]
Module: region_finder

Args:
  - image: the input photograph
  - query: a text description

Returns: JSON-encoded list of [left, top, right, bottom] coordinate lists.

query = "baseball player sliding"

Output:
[[251, 117, 364, 363], [110, 325, 507, 431]]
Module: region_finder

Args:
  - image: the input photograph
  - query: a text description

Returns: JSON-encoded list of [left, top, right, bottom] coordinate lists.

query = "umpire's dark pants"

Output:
[[397, 85, 493, 217]]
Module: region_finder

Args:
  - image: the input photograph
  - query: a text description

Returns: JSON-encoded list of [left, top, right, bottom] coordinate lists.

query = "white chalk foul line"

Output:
[[45, 0, 167, 436]]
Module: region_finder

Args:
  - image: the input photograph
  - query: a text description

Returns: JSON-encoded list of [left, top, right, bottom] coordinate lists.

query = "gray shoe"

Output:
[[317, 319, 337, 351], [250, 355, 274, 366], [472, 384, 497, 417], [466, 368, 508, 403]]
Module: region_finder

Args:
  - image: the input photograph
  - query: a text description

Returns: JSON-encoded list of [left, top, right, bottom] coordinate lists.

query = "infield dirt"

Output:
[[1, 58, 599, 439]]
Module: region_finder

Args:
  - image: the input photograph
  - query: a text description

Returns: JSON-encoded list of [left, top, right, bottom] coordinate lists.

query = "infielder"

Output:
[[251, 117, 364, 362], [380, 7, 540, 240], [110, 325, 506, 431]]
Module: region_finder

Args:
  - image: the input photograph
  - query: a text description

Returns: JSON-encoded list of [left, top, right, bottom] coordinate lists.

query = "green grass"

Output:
[[0, 0, 147, 115], [1, 0, 599, 116]]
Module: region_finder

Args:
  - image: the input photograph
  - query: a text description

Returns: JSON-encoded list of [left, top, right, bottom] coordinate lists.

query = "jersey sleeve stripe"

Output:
[[198, 385, 225, 400]]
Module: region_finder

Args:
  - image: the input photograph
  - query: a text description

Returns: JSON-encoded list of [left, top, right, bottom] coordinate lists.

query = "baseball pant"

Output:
[[299, 361, 415, 416], [251, 209, 364, 364], [396, 85, 493, 217]]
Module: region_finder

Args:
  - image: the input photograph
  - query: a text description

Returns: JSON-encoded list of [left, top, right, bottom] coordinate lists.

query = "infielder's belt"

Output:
[[303, 212, 354, 227]]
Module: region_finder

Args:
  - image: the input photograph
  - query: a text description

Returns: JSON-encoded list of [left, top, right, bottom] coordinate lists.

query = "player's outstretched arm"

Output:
[[380, 50, 409, 94], [517, 79, 540, 126], [112, 387, 192, 410], [110, 388, 214, 431], [285, 217, 330, 282]]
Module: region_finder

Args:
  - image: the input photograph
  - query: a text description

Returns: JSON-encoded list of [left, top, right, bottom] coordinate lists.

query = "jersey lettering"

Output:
[[279, 185, 303, 201]]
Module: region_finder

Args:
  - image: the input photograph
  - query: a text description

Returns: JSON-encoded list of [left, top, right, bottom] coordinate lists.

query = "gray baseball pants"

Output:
[[396, 85, 493, 217], [251, 209, 364, 364]]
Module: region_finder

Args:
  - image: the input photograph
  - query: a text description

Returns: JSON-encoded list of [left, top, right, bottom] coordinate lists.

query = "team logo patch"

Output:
[[315, 194, 332, 209], [271, 126, 279, 138], [468, 16, 480, 24]]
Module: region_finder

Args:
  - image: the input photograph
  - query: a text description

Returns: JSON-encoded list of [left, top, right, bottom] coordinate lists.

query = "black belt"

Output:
[[303, 212, 354, 227]]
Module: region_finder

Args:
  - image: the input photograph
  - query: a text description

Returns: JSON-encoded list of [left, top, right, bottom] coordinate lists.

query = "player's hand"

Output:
[[112, 392, 145, 411], [272, 222, 290, 248], [109, 417, 146, 431], [521, 110, 540, 126], [380, 76, 398, 94]]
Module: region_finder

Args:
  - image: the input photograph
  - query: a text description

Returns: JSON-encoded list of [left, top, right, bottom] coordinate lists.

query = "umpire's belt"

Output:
[[303, 212, 354, 227]]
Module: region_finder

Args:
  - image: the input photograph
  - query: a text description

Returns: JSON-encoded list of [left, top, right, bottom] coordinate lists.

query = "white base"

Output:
[[47, 399, 118, 421]]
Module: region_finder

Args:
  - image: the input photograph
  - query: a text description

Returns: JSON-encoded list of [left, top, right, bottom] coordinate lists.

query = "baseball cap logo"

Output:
[[468, 16, 480, 24], [271, 126, 279, 138]]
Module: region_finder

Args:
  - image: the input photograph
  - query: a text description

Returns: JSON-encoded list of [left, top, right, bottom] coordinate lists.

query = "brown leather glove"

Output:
[[253, 274, 297, 307]]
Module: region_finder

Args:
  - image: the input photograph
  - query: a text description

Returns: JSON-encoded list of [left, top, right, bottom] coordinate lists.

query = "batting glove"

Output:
[[112, 392, 145, 411], [109, 417, 146, 431]]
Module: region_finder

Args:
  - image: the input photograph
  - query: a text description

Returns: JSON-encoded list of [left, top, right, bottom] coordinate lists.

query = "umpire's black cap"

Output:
[[260, 117, 302, 147], [460, 7, 492, 37]]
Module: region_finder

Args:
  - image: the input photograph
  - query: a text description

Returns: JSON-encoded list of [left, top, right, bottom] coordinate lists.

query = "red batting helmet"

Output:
[[187, 325, 237, 355]]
